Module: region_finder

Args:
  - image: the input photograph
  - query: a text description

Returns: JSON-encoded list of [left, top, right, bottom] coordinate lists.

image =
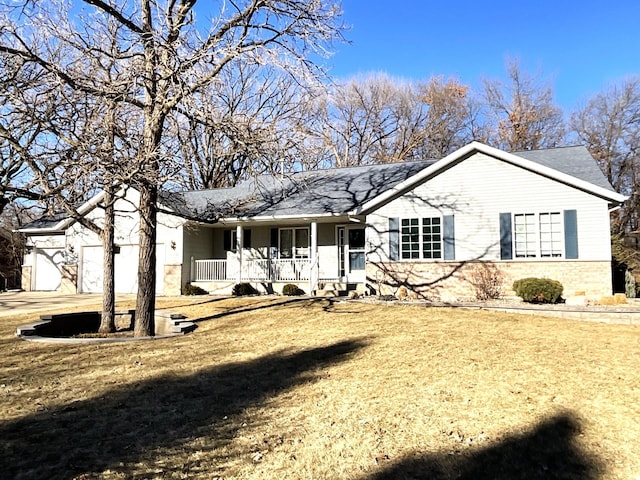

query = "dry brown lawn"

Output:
[[1, 296, 639, 479]]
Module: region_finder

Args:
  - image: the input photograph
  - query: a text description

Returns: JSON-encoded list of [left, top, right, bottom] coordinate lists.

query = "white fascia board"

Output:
[[54, 191, 108, 231], [352, 141, 626, 214], [18, 227, 67, 234], [219, 212, 346, 223]]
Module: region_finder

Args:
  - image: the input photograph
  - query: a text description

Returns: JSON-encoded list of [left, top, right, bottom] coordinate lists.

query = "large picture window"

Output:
[[514, 212, 563, 258], [401, 217, 442, 260]]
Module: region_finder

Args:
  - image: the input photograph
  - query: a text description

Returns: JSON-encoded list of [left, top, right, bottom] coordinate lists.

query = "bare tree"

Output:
[[415, 76, 483, 159], [305, 73, 480, 167], [306, 73, 420, 167], [0, 0, 344, 336], [171, 62, 313, 189], [483, 59, 566, 151], [570, 77, 640, 236], [0, 53, 50, 212]]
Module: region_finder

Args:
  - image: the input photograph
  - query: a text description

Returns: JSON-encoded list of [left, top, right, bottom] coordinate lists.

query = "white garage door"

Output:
[[34, 247, 66, 291], [81, 244, 164, 294]]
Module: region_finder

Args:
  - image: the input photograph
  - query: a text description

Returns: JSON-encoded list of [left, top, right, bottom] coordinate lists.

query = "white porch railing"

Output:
[[194, 259, 227, 282], [194, 258, 311, 282], [270, 259, 310, 282]]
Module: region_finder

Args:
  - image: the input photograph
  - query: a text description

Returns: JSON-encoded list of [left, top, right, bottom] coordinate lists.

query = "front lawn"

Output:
[[1, 297, 638, 479]]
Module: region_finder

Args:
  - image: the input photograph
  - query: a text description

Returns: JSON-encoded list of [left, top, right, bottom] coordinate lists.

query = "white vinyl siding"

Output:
[[367, 151, 613, 263]]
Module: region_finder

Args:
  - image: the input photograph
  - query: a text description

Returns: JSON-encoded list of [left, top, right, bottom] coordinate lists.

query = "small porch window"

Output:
[[279, 227, 309, 259], [223, 228, 251, 252]]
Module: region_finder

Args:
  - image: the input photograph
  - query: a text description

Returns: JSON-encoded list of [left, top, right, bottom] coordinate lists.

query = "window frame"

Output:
[[278, 227, 309, 259], [400, 216, 443, 261], [513, 211, 564, 259], [223, 228, 251, 252]]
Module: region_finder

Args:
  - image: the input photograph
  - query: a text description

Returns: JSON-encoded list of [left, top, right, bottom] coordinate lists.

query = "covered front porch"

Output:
[[184, 219, 368, 295]]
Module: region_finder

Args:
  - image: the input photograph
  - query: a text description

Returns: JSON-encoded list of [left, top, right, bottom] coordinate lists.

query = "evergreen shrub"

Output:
[[282, 283, 305, 296], [232, 282, 259, 296], [183, 284, 208, 295], [512, 277, 564, 303]]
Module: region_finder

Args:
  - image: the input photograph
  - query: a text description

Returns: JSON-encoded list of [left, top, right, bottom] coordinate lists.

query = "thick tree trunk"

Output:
[[98, 186, 116, 333], [134, 182, 157, 337]]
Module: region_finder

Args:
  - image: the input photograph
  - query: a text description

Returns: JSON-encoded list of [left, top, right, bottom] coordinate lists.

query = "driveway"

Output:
[[0, 291, 135, 317]]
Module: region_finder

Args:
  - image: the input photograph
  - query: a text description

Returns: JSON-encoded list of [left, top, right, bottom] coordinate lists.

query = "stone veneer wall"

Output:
[[60, 264, 78, 294], [164, 264, 183, 296], [21, 266, 31, 291], [367, 260, 613, 301]]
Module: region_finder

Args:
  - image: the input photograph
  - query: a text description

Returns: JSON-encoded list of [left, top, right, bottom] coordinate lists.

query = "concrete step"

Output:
[[171, 321, 197, 334], [317, 282, 348, 292], [316, 289, 347, 297]]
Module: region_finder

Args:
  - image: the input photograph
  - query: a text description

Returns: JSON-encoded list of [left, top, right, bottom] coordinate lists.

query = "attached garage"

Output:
[[33, 247, 66, 291], [80, 244, 164, 294]]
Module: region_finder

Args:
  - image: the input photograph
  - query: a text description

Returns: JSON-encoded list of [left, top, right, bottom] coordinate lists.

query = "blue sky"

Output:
[[326, 0, 640, 111]]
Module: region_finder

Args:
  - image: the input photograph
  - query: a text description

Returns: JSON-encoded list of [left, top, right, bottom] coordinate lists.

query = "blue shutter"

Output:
[[499, 213, 513, 260], [389, 218, 399, 261], [443, 215, 455, 260], [243, 228, 252, 249], [564, 210, 579, 259]]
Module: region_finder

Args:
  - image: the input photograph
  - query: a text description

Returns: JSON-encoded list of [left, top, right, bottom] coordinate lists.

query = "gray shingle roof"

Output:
[[23, 144, 620, 230], [165, 145, 617, 222], [19, 212, 69, 231], [162, 160, 434, 222], [514, 146, 614, 192]]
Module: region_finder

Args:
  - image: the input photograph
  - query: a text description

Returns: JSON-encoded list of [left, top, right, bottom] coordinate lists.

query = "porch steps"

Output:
[[155, 311, 197, 335], [316, 282, 348, 297], [316, 282, 365, 297]]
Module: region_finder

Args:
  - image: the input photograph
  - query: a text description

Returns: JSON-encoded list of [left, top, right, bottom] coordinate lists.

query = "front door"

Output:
[[338, 226, 366, 282]]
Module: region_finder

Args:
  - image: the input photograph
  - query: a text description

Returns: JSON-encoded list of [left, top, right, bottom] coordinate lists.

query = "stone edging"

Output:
[[352, 298, 640, 326], [16, 310, 197, 344]]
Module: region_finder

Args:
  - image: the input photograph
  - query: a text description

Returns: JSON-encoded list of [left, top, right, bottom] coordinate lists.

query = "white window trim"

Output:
[[400, 216, 443, 261], [512, 211, 565, 260], [278, 227, 309, 259]]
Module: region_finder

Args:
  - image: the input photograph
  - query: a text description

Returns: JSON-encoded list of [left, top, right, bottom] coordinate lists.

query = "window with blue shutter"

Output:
[[390, 216, 452, 260], [388, 218, 399, 261], [443, 215, 455, 260], [500, 210, 578, 260], [564, 210, 578, 259], [499, 212, 513, 260]]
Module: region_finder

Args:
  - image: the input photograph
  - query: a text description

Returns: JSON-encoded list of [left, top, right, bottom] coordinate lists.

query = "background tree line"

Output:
[[0, 1, 638, 333]]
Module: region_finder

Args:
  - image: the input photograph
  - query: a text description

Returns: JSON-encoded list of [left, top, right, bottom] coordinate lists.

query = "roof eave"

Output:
[[219, 212, 351, 223], [351, 142, 627, 214], [18, 226, 67, 234]]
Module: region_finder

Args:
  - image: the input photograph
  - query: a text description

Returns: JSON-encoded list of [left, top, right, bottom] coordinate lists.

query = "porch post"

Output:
[[236, 225, 243, 283], [310, 221, 318, 293]]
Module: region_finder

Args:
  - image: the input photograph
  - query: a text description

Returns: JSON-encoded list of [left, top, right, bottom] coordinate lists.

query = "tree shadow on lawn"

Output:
[[0, 338, 368, 480], [188, 296, 309, 323], [364, 412, 603, 480]]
